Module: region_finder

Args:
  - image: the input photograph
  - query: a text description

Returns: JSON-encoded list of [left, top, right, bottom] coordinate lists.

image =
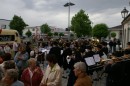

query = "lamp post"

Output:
[[121, 7, 129, 48], [64, 0, 75, 40]]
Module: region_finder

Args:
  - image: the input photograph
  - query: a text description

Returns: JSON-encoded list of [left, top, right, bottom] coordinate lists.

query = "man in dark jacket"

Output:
[[49, 41, 62, 67]]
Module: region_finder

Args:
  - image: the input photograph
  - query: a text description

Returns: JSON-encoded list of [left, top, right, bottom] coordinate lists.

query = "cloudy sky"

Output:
[[0, 0, 130, 29]]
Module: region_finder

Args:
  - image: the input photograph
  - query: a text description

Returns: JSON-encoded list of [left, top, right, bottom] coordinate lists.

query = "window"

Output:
[[0, 35, 15, 41]]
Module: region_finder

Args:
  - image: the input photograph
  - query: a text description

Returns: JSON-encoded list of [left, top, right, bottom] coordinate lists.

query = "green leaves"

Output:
[[93, 23, 109, 40], [9, 15, 28, 36], [59, 32, 64, 37], [111, 32, 116, 38], [71, 9, 92, 37], [25, 29, 32, 37], [40, 23, 51, 34], [54, 32, 58, 36]]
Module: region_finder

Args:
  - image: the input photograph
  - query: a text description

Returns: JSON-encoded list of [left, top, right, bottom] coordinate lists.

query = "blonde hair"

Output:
[[28, 58, 36, 66]]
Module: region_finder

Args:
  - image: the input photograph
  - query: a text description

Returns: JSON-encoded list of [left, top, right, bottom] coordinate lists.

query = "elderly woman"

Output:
[[73, 62, 92, 86], [0, 60, 17, 76], [40, 54, 62, 86], [2, 69, 24, 86], [14, 44, 29, 79], [21, 58, 43, 86]]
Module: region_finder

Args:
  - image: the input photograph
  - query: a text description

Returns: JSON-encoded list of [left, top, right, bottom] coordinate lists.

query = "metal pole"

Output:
[[68, 2, 70, 40], [122, 23, 124, 49]]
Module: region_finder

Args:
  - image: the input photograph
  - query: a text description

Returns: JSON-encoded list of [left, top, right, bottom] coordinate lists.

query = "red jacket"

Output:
[[21, 67, 43, 86]]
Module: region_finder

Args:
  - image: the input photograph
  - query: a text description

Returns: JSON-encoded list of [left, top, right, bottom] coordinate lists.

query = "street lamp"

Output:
[[121, 7, 129, 18], [121, 7, 129, 48], [64, 0, 75, 40]]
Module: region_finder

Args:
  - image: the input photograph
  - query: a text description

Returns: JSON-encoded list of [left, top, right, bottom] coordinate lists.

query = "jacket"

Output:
[[21, 67, 43, 86]]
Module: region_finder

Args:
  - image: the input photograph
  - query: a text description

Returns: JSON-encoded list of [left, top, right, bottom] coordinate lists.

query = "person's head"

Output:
[[46, 54, 57, 67], [52, 41, 58, 46], [86, 45, 92, 51], [123, 49, 130, 58], [2, 69, 18, 85], [73, 62, 86, 77], [127, 42, 130, 48], [28, 58, 36, 70], [30, 51, 35, 57], [3, 60, 15, 72], [3, 53, 11, 61], [95, 44, 102, 51], [18, 44, 26, 52]]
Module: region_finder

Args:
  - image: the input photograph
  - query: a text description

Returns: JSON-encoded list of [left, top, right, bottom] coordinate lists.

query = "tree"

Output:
[[93, 23, 109, 40], [9, 15, 28, 36], [70, 33, 74, 37], [25, 29, 32, 37], [40, 23, 51, 34], [54, 32, 58, 36], [59, 32, 64, 37], [71, 9, 92, 37], [47, 32, 53, 37], [111, 32, 116, 38]]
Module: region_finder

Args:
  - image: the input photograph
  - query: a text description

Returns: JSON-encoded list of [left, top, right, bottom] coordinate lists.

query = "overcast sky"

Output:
[[0, 0, 130, 29]]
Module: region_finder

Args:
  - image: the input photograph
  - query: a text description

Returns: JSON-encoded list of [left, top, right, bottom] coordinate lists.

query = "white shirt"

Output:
[[13, 42, 18, 51]]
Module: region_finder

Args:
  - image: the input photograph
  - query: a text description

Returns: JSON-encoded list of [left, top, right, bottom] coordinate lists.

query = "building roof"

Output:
[[0, 19, 11, 21], [109, 25, 122, 30]]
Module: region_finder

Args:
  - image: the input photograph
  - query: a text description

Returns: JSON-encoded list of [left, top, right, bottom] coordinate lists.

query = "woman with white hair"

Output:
[[21, 58, 43, 86], [73, 62, 92, 86]]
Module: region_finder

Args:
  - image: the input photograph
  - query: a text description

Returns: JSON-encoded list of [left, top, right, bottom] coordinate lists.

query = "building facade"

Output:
[[108, 25, 122, 40], [122, 14, 130, 48], [0, 19, 11, 29]]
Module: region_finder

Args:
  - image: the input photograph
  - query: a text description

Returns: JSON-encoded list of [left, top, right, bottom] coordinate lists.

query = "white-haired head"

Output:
[[74, 62, 86, 72]]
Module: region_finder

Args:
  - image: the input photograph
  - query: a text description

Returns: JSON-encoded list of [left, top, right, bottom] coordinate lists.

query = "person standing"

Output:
[[117, 39, 121, 50], [49, 41, 62, 67], [14, 44, 29, 79], [109, 40, 113, 53], [40, 54, 62, 86], [4, 43, 11, 54], [73, 62, 92, 86], [113, 39, 117, 52], [13, 40, 18, 55], [21, 58, 43, 86], [2, 69, 24, 86]]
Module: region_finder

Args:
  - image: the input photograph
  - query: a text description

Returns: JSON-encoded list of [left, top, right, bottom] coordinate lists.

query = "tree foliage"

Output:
[[25, 29, 32, 37], [47, 32, 53, 37], [70, 33, 74, 37], [111, 32, 116, 38], [9, 15, 28, 36], [40, 23, 51, 34], [54, 32, 58, 36], [59, 32, 64, 37], [71, 9, 92, 37], [93, 23, 109, 40]]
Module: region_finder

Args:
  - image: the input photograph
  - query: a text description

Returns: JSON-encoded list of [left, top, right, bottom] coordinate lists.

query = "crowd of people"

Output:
[[0, 38, 129, 86]]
